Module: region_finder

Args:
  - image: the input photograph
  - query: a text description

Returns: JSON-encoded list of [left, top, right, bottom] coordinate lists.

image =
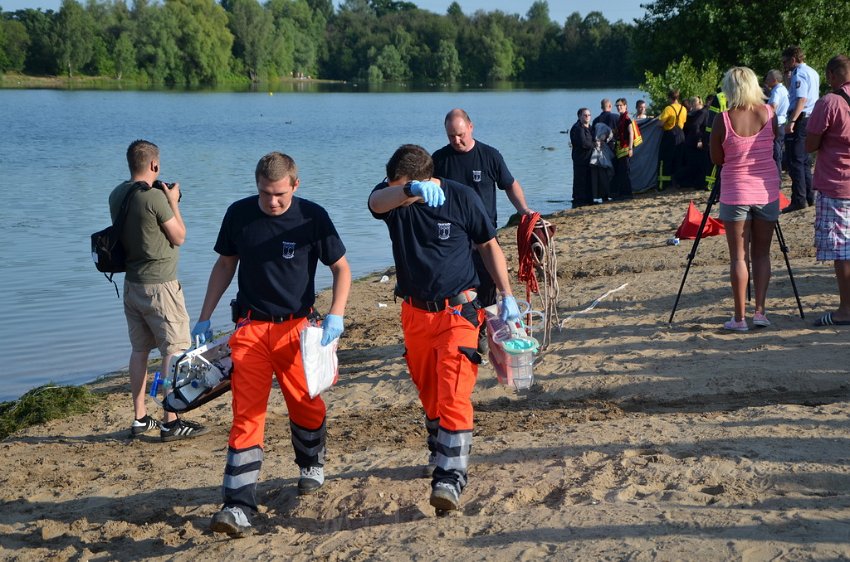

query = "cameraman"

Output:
[[110, 139, 208, 442]]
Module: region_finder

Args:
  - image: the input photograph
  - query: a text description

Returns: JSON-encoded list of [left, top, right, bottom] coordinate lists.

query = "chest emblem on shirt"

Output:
[[472, 170, 481, 182], [281, 241, 296, 259], [438, 222, 451, 240]]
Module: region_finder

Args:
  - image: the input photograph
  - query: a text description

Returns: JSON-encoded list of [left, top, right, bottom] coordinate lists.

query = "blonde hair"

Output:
[[722, 66, 766, 110]]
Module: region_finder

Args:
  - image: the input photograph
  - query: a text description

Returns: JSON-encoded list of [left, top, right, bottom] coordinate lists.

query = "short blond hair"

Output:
[[722, 66, 766, 110], [255, 151, 298, 185]]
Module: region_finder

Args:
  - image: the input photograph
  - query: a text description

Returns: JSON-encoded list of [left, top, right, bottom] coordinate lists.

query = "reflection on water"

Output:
[[0, 85, 643, 400]]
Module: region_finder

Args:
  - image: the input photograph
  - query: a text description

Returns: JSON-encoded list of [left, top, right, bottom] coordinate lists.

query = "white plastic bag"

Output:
[[300, 326, 339, 398]]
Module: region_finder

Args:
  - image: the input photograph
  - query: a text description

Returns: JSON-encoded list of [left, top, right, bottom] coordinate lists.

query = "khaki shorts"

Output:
[[123, 279, 190, 355]]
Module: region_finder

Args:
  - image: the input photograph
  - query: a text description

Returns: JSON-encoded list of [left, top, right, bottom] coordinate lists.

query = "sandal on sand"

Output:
[[753, 312, 771, 327], [723, 317, 748, 332], [814, 312, 850, 327]]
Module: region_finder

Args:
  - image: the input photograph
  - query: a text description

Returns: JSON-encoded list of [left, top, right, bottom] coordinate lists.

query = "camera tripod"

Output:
[[668, 176, 805, 324]]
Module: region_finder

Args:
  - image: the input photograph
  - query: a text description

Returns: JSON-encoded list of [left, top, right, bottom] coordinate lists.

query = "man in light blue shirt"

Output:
[[782, 45, 821, 212], [766, 69, 789, 177]]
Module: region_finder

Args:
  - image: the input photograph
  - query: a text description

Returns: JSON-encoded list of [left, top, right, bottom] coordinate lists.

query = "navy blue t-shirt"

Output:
[[432, 141, 515, 228], [214, 196, 346, 317], [369, 178, 496, 301]]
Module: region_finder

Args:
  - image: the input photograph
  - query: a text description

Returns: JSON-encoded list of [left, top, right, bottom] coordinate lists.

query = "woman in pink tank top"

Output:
[[710, 66, 781, 332]]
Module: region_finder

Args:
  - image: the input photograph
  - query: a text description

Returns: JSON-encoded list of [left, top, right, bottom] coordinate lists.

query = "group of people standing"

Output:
[[568, 47, 850, 334], [109, 108, 534, 536], [569, 97, 645, 207]]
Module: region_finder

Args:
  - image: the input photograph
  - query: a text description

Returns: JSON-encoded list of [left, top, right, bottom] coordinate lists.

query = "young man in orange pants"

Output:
[[192, 152, 351, 537], [368, 144, 520, 514]]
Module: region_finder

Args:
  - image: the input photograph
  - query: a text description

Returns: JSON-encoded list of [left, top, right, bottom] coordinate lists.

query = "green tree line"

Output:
[[1, 0, 848, 89], [0, 0, 636, 86]]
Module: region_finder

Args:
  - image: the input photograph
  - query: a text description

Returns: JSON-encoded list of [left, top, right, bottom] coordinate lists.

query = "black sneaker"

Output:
[[160, 418, 210, 442], [130, 415, 160, 436], [210, 506, 254, 537]]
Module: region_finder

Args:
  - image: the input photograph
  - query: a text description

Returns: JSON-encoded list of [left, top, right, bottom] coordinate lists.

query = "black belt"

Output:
[[246, 308, 312, 323], [403, 290, 477, 312]]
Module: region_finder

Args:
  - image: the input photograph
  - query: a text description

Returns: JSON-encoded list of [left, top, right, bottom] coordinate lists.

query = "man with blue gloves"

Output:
[[369, 144, 521, 515], [192, 151, 350, 537]]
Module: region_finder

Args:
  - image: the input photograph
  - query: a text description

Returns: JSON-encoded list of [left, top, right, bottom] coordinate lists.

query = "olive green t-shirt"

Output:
[[108, 180, 179, 284]]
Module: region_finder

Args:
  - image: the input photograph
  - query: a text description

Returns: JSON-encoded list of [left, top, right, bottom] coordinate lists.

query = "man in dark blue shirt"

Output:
[[192, 151, 351, 537], [432, 108, 534, 356], [369, 144, 521, 514]]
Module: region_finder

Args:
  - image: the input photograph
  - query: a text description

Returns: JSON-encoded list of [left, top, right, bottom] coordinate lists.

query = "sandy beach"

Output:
[[2, 185, 849, 561]]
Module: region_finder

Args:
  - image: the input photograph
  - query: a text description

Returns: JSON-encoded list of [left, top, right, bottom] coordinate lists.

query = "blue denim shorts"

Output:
[[718, 199, 780, 222]]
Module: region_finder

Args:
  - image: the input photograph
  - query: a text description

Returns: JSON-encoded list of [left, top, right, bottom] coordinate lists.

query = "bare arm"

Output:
[[785, 97, 806, 134], [475, 238, 514, 296], [506, 180, 534, 215], [368, 180, 418, 214], [197, 254, 239, 321], [709, 115, 725, 166], [160, 182, 186, 246], [327, 256, 352, 317]]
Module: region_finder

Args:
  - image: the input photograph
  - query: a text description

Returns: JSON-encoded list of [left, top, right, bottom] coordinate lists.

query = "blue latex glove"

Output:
[[409, 180, 445, 207], [499, 295, 521, 323], [321, 314, 344, 346], [191, 320, 212, 345]]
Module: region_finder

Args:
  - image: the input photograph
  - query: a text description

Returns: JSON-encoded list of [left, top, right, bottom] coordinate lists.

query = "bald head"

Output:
[[444, 108, 475, 153]]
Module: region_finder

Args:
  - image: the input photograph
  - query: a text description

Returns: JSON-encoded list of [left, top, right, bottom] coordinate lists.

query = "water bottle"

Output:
[[149, 371, 162, 398], [149, 371, 172, 398]]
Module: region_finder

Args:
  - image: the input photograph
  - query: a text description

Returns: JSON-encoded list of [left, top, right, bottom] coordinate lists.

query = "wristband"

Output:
[[403, 181, 414, 198]]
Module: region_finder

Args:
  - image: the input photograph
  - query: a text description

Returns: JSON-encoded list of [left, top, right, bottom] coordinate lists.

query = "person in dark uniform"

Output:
[[569, 107, 594, 207], [432, 108, 534, 356], [369, 144, 521, 514], [192, 151, 351, 537], [782, 45, 821, 213]]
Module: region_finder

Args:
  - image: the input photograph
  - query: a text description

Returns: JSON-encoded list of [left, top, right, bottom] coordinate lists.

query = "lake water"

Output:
[[0, 86, 644, 401]]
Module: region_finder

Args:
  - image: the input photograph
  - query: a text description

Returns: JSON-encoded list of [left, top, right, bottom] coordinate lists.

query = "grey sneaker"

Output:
[[422, 452, 437, 478], [430, 481, 460, 512], [160, 418, 210, 442], [130, 415, 160, 436], [210, 506, 253, 537], [298, 465, 325, 495]]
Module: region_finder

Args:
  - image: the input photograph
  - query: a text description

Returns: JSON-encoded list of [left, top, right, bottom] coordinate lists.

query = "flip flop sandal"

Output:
[[814, 312, 850, 326]]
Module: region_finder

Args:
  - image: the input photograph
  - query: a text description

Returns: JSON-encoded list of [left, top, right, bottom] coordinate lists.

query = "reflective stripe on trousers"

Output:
[[433, 427, 472, 495], [222, 445, 263, 511], [291, 418, 326, 468]]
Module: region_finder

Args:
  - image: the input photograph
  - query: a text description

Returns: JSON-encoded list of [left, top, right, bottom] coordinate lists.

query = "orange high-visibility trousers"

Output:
[[228, 317, 326, 450], [401, 301, 483, 431]]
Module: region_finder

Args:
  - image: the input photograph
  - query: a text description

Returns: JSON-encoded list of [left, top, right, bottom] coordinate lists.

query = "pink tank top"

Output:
[[719, 104, 780, 205]]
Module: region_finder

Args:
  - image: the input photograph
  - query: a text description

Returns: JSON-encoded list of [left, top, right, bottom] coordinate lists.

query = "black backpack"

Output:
[[91, 182, 143, 296]]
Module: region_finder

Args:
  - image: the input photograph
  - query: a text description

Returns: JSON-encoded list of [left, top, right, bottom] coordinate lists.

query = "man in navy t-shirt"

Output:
[[369, 144, 521, 514], [432, 108, 534, 355], [192, 152, 351, 537]]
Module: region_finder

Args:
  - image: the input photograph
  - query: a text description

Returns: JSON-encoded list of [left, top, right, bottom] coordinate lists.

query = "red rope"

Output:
[[517, 212, 541, 294]]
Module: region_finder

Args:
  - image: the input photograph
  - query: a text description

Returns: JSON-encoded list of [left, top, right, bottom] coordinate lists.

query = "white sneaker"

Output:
[[430, 481, 460, 512], [298, 465, 325, 495], [210, 506, 253, 537]]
